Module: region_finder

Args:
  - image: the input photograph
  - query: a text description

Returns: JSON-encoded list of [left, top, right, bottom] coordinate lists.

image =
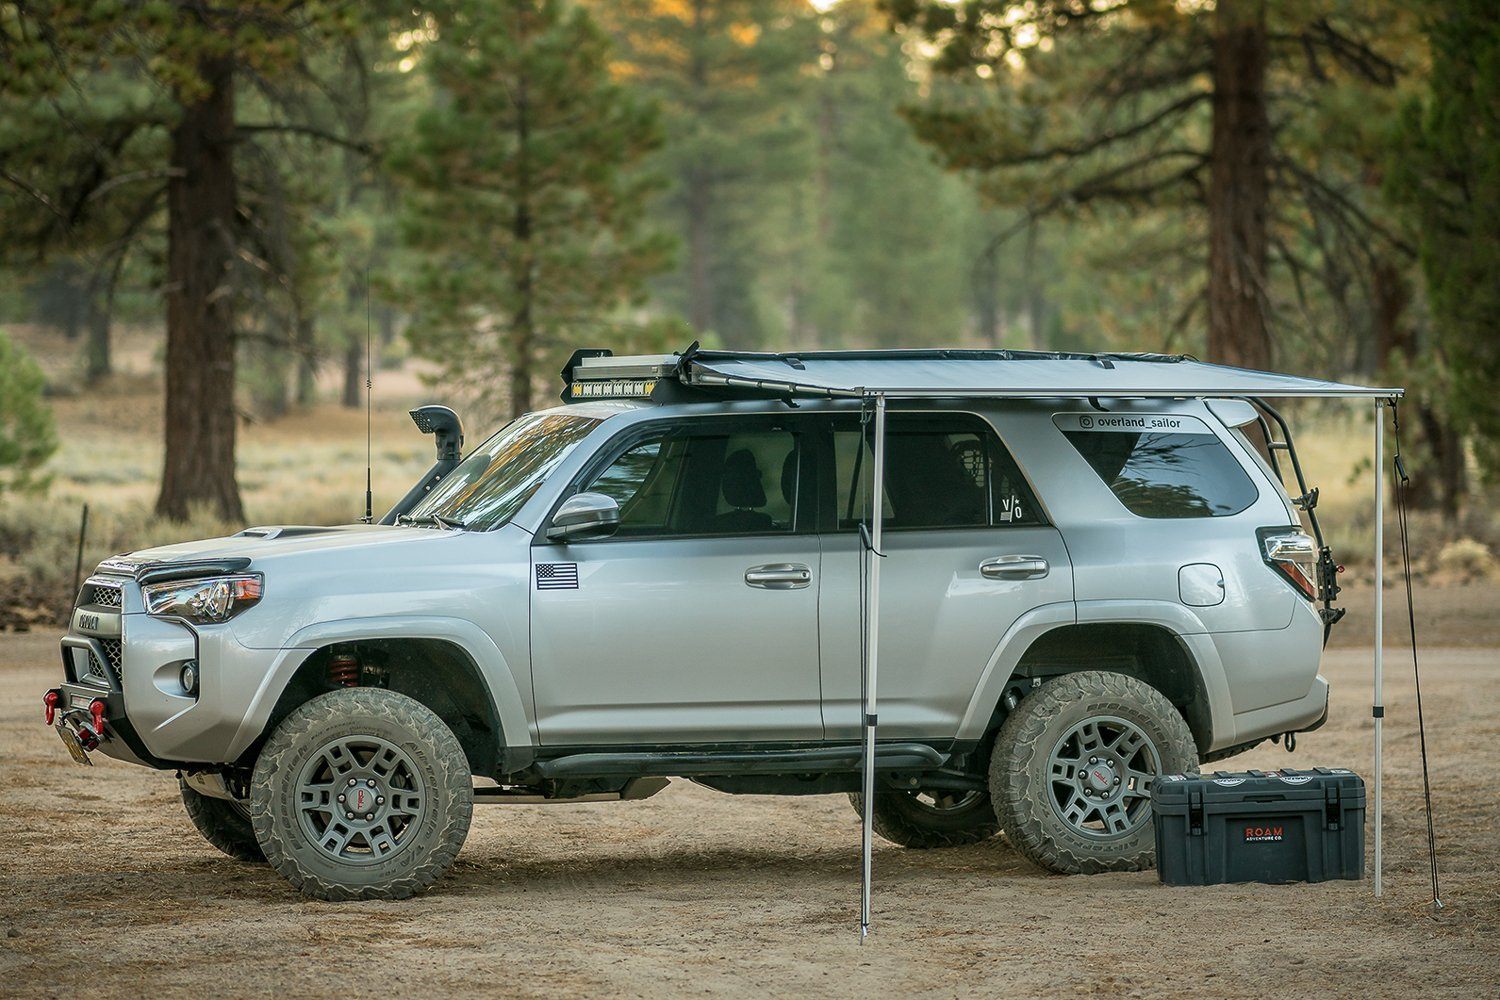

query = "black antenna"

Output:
[[363, 266, 373, 523]]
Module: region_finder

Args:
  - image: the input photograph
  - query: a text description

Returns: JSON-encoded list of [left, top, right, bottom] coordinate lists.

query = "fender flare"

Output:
[[955, 599, 1234, 751], [225, 615, 534, 768]]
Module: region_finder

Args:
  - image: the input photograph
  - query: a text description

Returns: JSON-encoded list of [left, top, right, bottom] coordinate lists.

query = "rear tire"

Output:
[[179, 776, 264, 863], [847, 789, 999, 849], [989, 671, 1197, 874], [250, 688, 473, 901]]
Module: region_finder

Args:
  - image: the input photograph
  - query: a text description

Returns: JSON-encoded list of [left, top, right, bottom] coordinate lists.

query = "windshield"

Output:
[[405, 411, 602, 530]]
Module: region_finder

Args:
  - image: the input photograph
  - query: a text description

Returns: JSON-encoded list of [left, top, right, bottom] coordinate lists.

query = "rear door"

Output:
[[530, 414, 824, 745], [816, 412, 1074, 741]]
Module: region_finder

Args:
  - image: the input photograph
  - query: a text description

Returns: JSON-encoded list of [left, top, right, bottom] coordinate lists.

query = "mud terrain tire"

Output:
[[848, 789, 1000, 849], [250, 687, 472, 901], [179, 776, 264, 863], [989, 671, 1197, 874]]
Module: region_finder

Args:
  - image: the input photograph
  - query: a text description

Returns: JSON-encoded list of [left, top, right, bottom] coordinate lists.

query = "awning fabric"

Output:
[[683, 349, 1402, 399]]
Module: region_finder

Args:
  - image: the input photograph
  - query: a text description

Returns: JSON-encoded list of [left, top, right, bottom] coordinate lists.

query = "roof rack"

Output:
[[559, 344, 1398, 403]]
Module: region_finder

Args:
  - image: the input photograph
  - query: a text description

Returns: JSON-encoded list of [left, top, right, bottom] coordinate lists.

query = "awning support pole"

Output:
[[860, 392, 887, 942], [1373, 398, 1385, 897]]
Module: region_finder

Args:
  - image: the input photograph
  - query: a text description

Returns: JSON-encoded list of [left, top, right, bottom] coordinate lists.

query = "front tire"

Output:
[[848, 789, 1000, 849], [250, 688, 473, 901], [989, 671, 1197, 874], [179, 776, 264, 863]]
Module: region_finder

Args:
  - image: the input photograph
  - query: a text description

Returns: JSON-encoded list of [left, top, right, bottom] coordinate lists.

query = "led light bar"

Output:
[[568, 378, 657, 399]]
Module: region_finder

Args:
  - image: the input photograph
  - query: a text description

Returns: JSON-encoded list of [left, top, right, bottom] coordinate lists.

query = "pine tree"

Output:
[[797, 0, 976, 348], [0, 330, 57, 498], [0, 2, 365, 521], [885, 0, 1406, 369], [1389, 0, 1500, 484], [593, 0, 813, 347], [392, 0, 670, 418]]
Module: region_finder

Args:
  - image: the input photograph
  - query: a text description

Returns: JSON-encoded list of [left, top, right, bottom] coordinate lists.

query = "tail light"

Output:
[[1258, 527, 1317, 600]]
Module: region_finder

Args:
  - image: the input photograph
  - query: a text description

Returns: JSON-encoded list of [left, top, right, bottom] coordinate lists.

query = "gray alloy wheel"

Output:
[[848, 787, 1000, 849], [989, 671, 1198, 874], [250, 687, 473, 901], [179, 776, 265, 863]]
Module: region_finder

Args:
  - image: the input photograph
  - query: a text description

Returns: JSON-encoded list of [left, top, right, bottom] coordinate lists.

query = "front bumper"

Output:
[[49, 682, 155, 767], [54, 600, 311, 767]]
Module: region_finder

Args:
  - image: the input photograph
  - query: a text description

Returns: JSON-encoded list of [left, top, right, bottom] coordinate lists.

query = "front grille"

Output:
[[82, 580, 122, 608], [86, 638, 124, 684]]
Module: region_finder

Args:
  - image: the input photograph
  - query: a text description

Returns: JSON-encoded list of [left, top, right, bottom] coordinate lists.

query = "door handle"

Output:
[[744, 563, 813, 590], [980, 555, 1049, 580]]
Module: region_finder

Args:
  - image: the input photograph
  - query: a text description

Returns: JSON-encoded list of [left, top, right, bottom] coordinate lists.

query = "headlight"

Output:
[[142, 574, 264, 624]]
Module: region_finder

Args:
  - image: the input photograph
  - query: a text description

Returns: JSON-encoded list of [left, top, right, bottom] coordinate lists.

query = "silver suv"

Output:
[[43, 350, 1338, 899]]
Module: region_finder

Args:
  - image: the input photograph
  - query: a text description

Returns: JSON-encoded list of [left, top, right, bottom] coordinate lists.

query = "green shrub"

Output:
[[0, 329, 57, 496]]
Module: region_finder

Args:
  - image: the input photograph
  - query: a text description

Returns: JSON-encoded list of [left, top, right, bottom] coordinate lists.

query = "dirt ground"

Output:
[[1, 631, 1497, 998]]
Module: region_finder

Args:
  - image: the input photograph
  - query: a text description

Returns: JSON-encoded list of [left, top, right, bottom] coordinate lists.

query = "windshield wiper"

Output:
[[396, 513, 469, 531]]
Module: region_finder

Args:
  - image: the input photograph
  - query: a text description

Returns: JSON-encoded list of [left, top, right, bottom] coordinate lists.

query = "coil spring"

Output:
[[328, 653, 360, 687]]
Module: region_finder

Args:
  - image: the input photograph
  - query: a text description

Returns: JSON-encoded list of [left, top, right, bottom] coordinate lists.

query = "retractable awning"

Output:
[[681, 348, 1401, 400], [566, 346, 1408, 940]]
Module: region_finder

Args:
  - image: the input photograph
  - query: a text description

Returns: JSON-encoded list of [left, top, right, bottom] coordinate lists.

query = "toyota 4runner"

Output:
[[43, 349, 1341, 899]]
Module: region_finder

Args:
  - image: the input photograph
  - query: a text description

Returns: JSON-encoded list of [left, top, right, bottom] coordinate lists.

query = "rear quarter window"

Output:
[[1053, 412, 1258, 518]]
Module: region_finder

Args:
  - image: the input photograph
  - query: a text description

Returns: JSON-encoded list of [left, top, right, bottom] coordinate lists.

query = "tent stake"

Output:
[[860, 392, 887, 941], [1373, 399, 1385, 897]]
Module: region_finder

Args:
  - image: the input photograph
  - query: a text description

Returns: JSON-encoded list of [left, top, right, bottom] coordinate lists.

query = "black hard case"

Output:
[[1151, 767, 1365, 886]]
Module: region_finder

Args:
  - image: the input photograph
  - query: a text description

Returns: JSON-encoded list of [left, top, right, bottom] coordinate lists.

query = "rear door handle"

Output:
[[980, 555, 1049, 580], [745, 563, 813, 590]]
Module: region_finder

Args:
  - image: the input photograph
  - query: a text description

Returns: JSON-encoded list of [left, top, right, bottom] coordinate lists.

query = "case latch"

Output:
[[1189, 788, 1205, 836], [1324, 785, 1342, 831]]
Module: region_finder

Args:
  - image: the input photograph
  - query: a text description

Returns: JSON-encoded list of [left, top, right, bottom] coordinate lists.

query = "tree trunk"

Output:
[[511, 61, 535, 419], [155, 54, 244, 523], [1416, 404, 1467, 527], [378, 305, 397, 351], [1370, 256, 1412, 372], [1206, 0, 1273, 370], [1023, 218, 1046, 350], [685, 0, 713, 335], [973, 242, 1002, 347], [294, 310, 317, 407], [686, 165, 714, 334], [341, 275, 364, 409], [342, 330, 363, 409], [83, 278, 111, 384]]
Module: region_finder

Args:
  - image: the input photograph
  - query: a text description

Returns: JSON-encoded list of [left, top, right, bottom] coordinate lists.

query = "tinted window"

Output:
[[581, 422, 801, 538], [833, 415, 1043, 530], [1055, 412, 1257, 518]]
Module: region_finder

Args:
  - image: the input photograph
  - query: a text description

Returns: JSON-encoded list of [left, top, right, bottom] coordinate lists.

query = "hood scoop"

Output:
[[235, 525, 351, 540]]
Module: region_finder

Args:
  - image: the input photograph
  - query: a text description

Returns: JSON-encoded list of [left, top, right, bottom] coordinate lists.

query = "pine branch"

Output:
[[235, 123, 373, 154], [972, 92, 1207, 170], [1273, 156, 1414, 257], [1271, 19, 1399, 87]]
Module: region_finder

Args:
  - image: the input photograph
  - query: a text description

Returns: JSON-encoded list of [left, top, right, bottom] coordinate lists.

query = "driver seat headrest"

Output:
[[721, 448, 767, 509]]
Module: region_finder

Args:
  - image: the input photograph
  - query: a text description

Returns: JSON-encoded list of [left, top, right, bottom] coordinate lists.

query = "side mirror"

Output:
[[546, 492, 620, 542]]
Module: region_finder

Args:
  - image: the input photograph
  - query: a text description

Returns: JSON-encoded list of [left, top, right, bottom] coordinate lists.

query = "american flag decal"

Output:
[[535, 562, 579, 590]]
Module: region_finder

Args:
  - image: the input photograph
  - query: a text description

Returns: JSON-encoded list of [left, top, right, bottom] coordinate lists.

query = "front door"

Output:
[[531, 415, 823, 745], [817, 412, 1074, 741]]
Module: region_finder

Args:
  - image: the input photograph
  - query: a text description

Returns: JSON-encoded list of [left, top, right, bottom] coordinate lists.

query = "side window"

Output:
[[1054, 412, 1258, 518], [580, 422, 802, 538], [832, 415, 1043, 530]]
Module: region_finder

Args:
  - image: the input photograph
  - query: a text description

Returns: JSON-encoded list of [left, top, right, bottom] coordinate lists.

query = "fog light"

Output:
[[180, 660, 199, 696]]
